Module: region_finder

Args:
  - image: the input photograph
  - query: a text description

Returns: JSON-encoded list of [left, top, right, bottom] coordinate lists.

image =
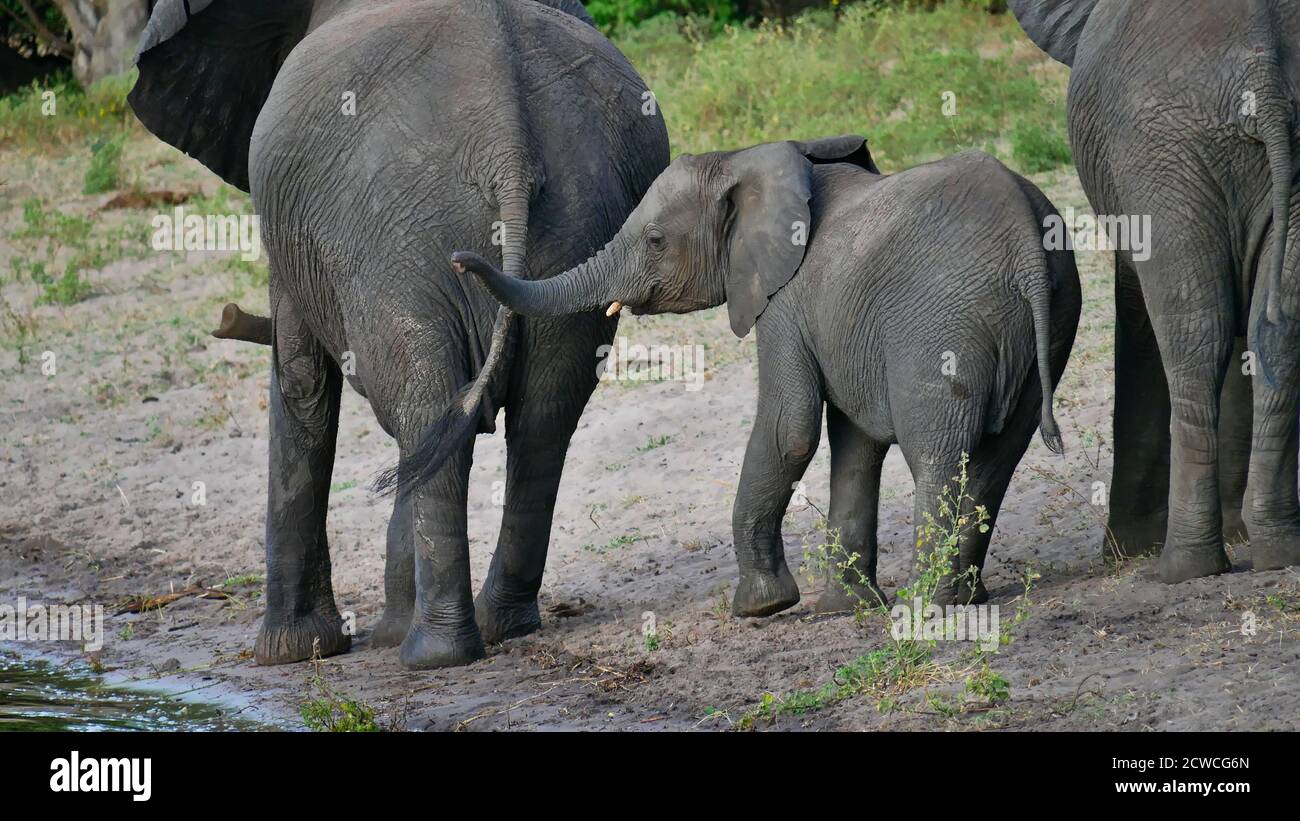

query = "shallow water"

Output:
[[0, 651, 269, 731]]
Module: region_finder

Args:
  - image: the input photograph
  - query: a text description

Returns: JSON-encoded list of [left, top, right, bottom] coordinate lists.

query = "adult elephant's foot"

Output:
[[370, 605, 413, 649], [399, 619, 485, 670], [1221, 507, 1249, 545], [1157, 540, 1231, 584], [815, 578, 889, 614], [732, 563, 801, 617], [475, 587, 542, 644], [255, 604, 351, 665], [1247, 528, 1300, 572], [1104, 510, 1167, 561]]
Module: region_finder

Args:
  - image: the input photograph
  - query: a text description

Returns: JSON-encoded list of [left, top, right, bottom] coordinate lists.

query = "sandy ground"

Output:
[[1, 136, 1297, 732]]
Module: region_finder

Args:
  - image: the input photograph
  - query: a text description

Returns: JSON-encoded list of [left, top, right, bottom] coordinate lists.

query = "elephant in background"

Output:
[[1011, 0, 1300, 581], [445, 138, 1080, 611], [128, 0, 669, 668]]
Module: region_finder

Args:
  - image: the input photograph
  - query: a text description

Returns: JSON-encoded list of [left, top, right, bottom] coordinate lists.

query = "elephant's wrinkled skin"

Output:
[[128, 0, 668, 668], [1012, 0, 1300, 581], [452, 139, 1081, 612]]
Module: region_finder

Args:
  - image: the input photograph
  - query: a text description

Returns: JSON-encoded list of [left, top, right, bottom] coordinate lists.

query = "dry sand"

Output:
[[1, 139, 1296, 731]]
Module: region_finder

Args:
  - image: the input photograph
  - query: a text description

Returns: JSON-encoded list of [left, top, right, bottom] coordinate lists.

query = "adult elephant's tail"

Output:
[[1258, 69, 1294, 325], [372, 189, 530, 500]]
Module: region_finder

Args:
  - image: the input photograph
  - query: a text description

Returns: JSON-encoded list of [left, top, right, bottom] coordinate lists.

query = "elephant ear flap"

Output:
[[722, 142, 814, 338], [793, 134, 880, 174], [1008, 0, 1100, 67], [128, 0, 317, 192]]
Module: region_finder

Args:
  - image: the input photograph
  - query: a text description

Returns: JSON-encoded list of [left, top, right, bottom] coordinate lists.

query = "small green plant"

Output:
[[84, 135, 125, 194], [636, 434, 674, 453], [117, 623, 134, 641], [221, 573, 263, 588], [962, 662, 1010, 705], [300, 662, 382, 732], [583, 531, 649, 554], [760, 455, 1028, 726], [37, 268, 91, 306]]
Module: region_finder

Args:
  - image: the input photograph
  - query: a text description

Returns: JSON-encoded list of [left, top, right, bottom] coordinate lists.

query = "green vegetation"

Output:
[[636, 434, 674, 452], [301, 668, 383, 732], [583, 531, 651, 554], [736, 454, 1038, 728], [620, 2, 1069, 171], [0, 70, 137, 148], [83, 134, 125, 194]]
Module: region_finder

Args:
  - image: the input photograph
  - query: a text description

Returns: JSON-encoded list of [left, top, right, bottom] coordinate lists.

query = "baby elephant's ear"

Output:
[[793, 134, 880, 174], [722, 142, 814, 338]]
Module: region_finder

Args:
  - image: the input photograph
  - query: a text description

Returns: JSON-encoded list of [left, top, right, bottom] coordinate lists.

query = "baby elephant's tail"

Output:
[[1016, 244, 1064, 455]]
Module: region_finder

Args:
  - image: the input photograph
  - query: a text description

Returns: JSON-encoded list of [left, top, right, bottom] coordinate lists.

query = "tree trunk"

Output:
[[52, 0, 149, 86]]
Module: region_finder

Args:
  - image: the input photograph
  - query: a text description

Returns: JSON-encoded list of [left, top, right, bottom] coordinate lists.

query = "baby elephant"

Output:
[[452, 136, 1080, 613]]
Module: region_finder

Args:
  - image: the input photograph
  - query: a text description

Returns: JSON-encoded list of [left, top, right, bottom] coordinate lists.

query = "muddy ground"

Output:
[[1, 135, 1297, 732]]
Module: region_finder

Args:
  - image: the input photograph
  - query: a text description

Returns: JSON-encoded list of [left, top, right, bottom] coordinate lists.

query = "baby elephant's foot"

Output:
[[931, 573, 989, 607], [732, 563, 801, 617], [1158, 539, 1231, 584], [399, 619, 485, 670], [370, 605, 413, 649], [815, 578, 889, 614], [475, 587, 542, 644], [1247, 527, 1300, 572], [255, 604, 351, 665]]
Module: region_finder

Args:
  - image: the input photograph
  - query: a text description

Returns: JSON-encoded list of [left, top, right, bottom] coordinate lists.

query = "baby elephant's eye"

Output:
[[646, 225, 667, 250]]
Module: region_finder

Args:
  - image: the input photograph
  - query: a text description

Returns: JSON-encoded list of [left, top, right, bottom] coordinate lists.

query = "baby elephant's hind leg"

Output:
[[815, 406, 889, 613]]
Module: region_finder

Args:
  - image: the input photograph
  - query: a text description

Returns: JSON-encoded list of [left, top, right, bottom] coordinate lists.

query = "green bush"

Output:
[[1010, 119, 1072, 173], [83, 134, 125, 194], [0, 69, 137, 148], [588, 0, 740, 30], [617, 1, 1070, 174]]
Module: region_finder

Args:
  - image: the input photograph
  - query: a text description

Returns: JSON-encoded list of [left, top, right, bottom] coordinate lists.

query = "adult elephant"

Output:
[[1010, 0, 1300, 581], [128, 0, 669, 668]]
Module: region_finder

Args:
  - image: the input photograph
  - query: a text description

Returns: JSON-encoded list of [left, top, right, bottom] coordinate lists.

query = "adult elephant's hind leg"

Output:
[[1243, 313, 1300, 572], [371, 489, 414, 648], [1145, 250, 1234, 583], [815, 406, 888, 614], [475, 314, 607, 643], [255, 299, 349, 665], [398, 438, 484, 669], [1107, 252, 1171, 560], [1218, 336, 1253, 545]]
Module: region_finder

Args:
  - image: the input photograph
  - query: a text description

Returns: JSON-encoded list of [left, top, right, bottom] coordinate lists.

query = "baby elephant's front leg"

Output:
[[731, 397, 822, 617]]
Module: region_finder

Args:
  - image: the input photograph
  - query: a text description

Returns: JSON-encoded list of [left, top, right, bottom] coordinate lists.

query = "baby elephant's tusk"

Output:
[[606, 301, 623, 317]]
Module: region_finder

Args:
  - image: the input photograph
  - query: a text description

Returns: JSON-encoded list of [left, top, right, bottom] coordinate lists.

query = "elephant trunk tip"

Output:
[[450, 251, 499, 278]]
